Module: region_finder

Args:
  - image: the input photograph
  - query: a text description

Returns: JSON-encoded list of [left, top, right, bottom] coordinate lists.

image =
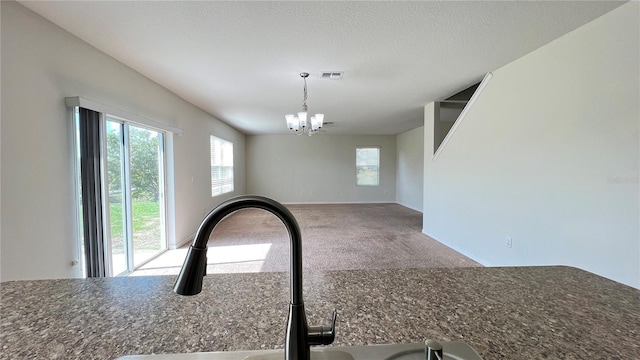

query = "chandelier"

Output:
[[285, 72, 324, 136]]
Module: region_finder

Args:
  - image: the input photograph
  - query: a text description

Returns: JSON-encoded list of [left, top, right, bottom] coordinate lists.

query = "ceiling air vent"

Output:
[[320, 71, 343, 80]]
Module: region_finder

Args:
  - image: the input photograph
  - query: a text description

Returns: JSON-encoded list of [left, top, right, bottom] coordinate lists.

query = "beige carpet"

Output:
[[133, 203, 480, 276]]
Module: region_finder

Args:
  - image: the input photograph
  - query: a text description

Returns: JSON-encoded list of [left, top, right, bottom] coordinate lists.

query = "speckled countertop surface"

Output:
[[1, 266, 639, 359]]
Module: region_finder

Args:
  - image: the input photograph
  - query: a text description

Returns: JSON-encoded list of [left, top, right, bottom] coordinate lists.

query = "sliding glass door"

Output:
[[105, 117, 167, 276]]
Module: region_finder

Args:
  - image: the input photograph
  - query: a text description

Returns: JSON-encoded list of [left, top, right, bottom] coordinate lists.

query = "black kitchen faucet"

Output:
[[174, 195, 337, 360]]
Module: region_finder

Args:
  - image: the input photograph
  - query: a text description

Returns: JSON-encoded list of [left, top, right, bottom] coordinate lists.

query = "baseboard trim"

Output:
[[422, 229, 492, 266], [170, 233, 195, 250], [395, 202, 423, 213], [282, 201, 397, 205]]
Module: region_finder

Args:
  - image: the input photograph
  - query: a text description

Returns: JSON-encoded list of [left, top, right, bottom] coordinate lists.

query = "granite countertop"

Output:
[[1, 266, 639, 359]]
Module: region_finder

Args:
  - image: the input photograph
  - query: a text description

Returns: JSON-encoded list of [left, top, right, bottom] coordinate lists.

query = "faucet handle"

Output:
[[307, 309, 337, 346], [425, 339, 444, 360]]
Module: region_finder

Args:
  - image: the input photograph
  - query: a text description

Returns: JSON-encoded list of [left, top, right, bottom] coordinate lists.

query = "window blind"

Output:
[[78, 107, 107, 277], [210, 136, 234, 196]]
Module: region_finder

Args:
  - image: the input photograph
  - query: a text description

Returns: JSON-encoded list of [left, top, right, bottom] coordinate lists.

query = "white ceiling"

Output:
[[19, 1, 625, 135]]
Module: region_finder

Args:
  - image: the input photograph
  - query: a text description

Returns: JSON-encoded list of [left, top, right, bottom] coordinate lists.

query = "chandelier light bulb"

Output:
[[315, 114, 324, 128], [298, 111, 308, 128], [285, 114, 296, 130]]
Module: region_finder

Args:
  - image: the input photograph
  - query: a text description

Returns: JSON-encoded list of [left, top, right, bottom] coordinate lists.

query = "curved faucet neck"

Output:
[[174, 195, 337, 360], [188, 195, 304, 305]]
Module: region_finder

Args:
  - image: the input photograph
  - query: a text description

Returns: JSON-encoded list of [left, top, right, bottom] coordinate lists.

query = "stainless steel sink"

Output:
[[115, 341, 483, 360]]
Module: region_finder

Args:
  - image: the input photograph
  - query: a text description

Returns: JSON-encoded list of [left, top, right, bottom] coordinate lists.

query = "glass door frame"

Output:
[[101, 114, 169, 276]]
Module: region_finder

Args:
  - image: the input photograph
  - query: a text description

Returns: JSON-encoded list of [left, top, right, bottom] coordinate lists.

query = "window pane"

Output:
[[356, 147, 380, 186], [105, 120, 128, 276], [128, 126, 166, 268], [211, 136, 234, 196]]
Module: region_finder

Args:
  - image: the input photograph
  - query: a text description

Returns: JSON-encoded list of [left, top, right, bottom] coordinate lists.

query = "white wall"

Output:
[[422, 3, 639, 288], [247, 135, 396, 203], [396, 127, 424, 212], [0, 2, 246, 281]]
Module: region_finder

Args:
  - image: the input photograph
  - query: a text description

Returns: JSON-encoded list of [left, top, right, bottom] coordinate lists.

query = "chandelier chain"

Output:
[[302, 78, 307, 109], [302, 75, 308, 111]]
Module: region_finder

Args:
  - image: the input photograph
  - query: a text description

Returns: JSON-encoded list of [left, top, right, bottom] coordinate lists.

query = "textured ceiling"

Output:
[[19, 1, 625, 135]]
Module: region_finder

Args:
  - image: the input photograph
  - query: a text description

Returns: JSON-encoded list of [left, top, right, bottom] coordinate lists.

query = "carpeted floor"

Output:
[[132, 203, 480, 276]]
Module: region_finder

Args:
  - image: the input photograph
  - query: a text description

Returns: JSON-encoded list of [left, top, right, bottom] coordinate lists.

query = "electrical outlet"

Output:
[[506, 237, 513, 248]]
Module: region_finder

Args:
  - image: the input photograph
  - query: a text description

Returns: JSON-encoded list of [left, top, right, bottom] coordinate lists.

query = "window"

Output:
[[356, 146, 380, 186], [210, 135, 234, 196]]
